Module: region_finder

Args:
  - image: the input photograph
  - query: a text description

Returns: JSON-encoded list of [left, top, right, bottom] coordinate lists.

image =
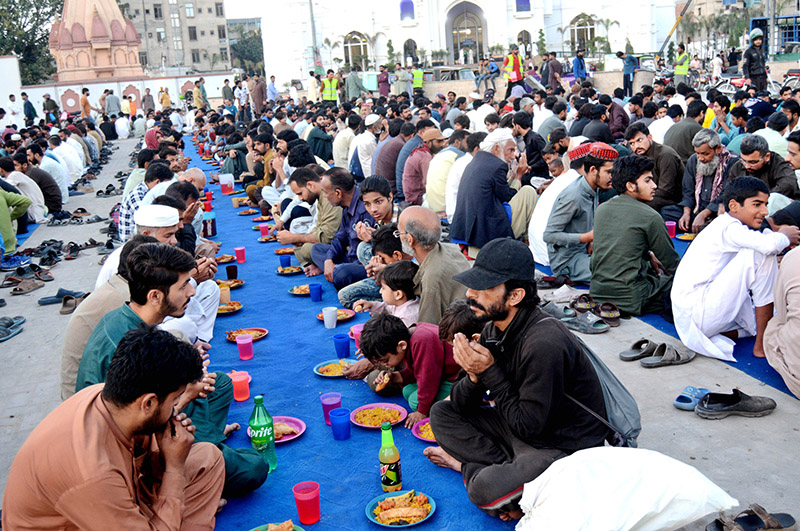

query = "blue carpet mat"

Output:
[[184, 141, 509, 530], [15, 223, 39, 248]]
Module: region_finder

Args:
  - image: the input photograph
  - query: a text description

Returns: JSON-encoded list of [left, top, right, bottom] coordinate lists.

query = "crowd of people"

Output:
[[2, 32, 800, 528]]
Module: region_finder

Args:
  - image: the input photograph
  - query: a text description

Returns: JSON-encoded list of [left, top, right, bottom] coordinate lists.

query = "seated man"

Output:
[[309, 167, 373, 290], [78, 242, 268, 498], [276, 166, 342, 270], [543, 143, 618, 283], [4, 326, 226, 529], [450, 128, 537, 250], [118, 160, 174, 241], [0, 188, 31, 269], [624, 122, 684, 221], [728, 133, 799, 202], [425, 129, 468, 215], [590, 155, 680, 315], [764, 245, 800, 398], [424, 238, 608, 520], [672, 177, 800, 361], [663, 100, 706, 163], [711, 97, 748, 146], [677, 129, 739, 233], [12, 152, 62, 216], [361, 313, 460, 428]]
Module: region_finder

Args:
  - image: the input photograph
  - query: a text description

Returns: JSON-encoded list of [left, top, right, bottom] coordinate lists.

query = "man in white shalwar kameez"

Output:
[[671, 177, 800, 361]]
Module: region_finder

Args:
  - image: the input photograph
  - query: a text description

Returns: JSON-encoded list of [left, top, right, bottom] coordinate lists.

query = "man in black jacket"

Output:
[[425, 238, 608, 521], [743, 28, 767, 91], [511, 111, 548, 185]]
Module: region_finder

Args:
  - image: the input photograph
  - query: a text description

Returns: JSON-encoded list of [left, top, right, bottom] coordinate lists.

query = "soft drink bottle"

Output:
[[379, 421, 402, 492], [248, 395, 277, 472]]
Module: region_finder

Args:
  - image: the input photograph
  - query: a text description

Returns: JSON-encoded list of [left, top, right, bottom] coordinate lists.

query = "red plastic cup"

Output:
[[231, 371, 250, 401], [665, 221, 677, 238], [259, 223, 270, 237], [293, 481, 321, 525], [203, 201, 212, 212], [351, 323, 365, 350], [220, 182, 233, 194], [205, 191, 213, 201], [234, 246, 246, 263], [320, 392, 341, 425], [236, 334, 254, 360]]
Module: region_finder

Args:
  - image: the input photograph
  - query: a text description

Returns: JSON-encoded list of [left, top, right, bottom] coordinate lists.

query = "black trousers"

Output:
[[750, 75, 768, 91], [430, 400, 564, 516], [623, 73, 634, 97]]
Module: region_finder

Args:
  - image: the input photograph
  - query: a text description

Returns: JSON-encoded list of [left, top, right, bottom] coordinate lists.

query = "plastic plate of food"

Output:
[[238, 208, 258, 216], [249, 522, 304, 531], [289, 284, 310, 296], [223, 189, 244, 195], [350, 403, 408, 428], [259, 236, 277, 242], [365, 490, 436, 528], [271, 416, 306, 444], [316, 308, 356, 322], [217, 301, 243, 315], [277, 266, 303, 275], [313, 358, 355, 378], [252, 215, 273, 222], [411, 417, 436, 443], [216, 254, 235, 263], [225, 327, 268, 342], [676, 233, 696, 241], [216, 279, 245, 289], [274, 247, 295, 255]]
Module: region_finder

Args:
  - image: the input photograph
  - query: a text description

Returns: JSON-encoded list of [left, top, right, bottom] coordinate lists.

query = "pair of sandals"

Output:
[[96, 184, 123, 198], [540, 300, 611, 334], [0, 316, 25, 342], [1, 265, 54, 288], [549, 294, 622, 335], [706, 503, 796, 531], [619, 338, 696, 368]]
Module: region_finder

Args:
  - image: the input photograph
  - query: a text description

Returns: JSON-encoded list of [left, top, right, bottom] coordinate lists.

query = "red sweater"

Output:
[[398, 323, 460, 415]]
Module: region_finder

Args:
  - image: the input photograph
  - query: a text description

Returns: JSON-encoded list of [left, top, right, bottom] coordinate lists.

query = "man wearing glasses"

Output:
[[728, 134, 798, 206]]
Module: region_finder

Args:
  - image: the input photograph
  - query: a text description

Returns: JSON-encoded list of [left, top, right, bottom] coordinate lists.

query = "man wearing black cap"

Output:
[[424, 237, 608, 521]]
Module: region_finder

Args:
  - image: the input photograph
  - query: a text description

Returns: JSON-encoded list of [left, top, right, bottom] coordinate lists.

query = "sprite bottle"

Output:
[[248, 395, 277, 472], [379, 421, 402, 492]]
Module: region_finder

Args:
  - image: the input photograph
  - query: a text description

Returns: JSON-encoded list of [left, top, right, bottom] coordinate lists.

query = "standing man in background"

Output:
[[617, 51, 638, 98], [503, 44, 524, 99], [674, 44, 689, 87], [572, 49, 587, 84], [743, 28, 768, 92]]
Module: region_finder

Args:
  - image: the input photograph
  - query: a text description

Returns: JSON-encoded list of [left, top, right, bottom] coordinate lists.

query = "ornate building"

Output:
[[49, 0, 145, 82]]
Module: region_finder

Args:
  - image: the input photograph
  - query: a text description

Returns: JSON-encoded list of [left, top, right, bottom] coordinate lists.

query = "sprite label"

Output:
[[380, 460, 402, 491]]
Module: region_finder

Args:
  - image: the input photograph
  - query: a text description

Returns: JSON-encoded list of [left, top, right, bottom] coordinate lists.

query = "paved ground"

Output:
[[0, 137, 797, 526]]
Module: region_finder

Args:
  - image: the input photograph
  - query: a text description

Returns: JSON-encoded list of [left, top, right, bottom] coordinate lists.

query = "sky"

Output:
[[223, 0, 259, 20]]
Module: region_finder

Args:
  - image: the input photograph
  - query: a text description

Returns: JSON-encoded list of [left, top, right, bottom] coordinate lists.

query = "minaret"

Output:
[[49, 0, 145, 81]]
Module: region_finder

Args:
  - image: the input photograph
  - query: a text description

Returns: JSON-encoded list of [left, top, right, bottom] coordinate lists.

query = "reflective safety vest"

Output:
[[503, 54, 522, 82], [412, 68, 424, 88], [322, 78, 339, 101], [675, 52, 689, 75]]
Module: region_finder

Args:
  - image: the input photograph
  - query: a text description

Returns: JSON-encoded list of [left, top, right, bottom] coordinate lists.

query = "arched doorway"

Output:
[[518, 30, 532, 58], [403, 39, 418, 65], [343, 31, 369, 70], [446, 2, 487, 65]]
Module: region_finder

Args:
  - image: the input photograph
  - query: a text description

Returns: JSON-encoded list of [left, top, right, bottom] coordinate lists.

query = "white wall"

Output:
[[0, 56, 23, 109]]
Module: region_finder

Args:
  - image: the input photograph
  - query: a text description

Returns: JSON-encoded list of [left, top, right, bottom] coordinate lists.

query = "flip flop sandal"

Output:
[[97, 241, 116, 255], [0, 275, 23, 288], [537, 275, 572, 289], [0, 325, 23, 342], [640, 343, 696, 368], [47, 218, 69, 226], [561, 311, 610, 334], [619, 338, 659, 361], [0, 298, 6, 308], [593, 301, 621, 327], [35, 270, 54, 282], [59, 295, 78, 315], [68, 217, 84, 225], [71, 207, 90, 217], [11, 279, 44, 295], [673, 386, 710, 411], [85, 215, 108, 224], [0, 316, 25, 329], [570, 293, 596, 314], [80, 238, 103, 249], [706, 505, 797, 531], [95, 190, 111, 197], [540, 301, 577, 319], [39, 251, 61, 268], [64, 242, 81, 260]]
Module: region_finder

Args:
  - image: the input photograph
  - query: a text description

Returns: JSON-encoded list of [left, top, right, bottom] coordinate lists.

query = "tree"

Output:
[[230, 28, 264, 76], [0, 0, 63, 85], [625, 38, 634, 55], [667, 41, 676, 63], [386, 39, 396, 66], [320, 37, 340, 69], [536, 29, 547, 55]]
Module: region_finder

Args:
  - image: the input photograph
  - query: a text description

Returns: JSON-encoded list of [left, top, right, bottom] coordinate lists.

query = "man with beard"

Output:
[[676, 129, 740, 233], [451, 128, 538, 250], [3, 326, 225, 530], [77, 242, 268, 499], [590, 155, 681, 316], [511, 111, 549, 187], [543, 143, 618, 283], [402, 128, 447, 205], [548, 127, 588, 173], [624, 122, 684, 220], [424, 237, 608, 521], [728, 134, 799, 201]]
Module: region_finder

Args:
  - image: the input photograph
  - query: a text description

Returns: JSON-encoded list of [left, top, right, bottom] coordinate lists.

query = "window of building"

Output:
[[220, 47, 229, 61], [218, 25, 226, 39], [210, 30, 215, 35], [156, 27, 166, 42], [185, 2, 194, 17], [139, 51, 148, 65], [400, 0, 414, 21], [215, 2, 224, 16], [343, 31, 369, 68], [517, 30, 532, 56], [153, 4, 163, 19], [516, 0, 531, 11], [570, 17, 596, 52], [168, 0, 176, 4], [134, 8, 140, 15], [191, 49, 201, 63], [171, 12, 180, 28], [145, 9, 150, 14], [201, 30, 205, 36], [451, 11, 484, 63], [188, 26, 197, 40], [207, 7, 212, 13], [173, 35, 183, 50]]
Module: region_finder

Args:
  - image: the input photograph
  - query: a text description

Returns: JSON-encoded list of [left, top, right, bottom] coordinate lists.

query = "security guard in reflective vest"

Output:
[[674, 43, 689, 87], [412, 63, 424, 97], [322, 69, 339, 102], [503, 43, 524, 98]]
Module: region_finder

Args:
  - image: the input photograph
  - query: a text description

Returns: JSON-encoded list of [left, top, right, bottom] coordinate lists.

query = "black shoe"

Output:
[[695, 389, 777, 419]]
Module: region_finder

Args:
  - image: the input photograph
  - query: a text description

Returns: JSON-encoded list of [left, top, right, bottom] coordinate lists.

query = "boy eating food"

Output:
[[353, 260, 420, 327]]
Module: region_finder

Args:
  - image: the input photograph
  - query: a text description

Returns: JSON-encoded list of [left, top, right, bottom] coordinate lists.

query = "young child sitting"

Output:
[[437, 299, 487, 344], [548, 157, 564, 178], [360, 313, 460, 428], [353, 260, 420, 327]]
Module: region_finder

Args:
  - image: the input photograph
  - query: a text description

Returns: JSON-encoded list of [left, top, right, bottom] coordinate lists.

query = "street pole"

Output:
[[308, 0, 322, 71]]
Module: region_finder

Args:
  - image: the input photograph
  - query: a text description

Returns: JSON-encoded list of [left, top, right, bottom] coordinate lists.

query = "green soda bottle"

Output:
[[248, 395, 277, 472], [379, 421, 402, 492]]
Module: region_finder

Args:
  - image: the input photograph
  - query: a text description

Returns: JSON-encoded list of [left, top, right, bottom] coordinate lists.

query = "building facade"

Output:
[[227, 17, 261, 45], [123, 0, 231, 73], [258, 0, 675, 85]]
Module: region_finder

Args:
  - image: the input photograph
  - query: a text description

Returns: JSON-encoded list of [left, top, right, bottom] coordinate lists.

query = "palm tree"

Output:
[[366, 31, 386, 70], [556, 25, 571, 53], [597, 18, 619, 50], [320, 37, 340, 69]]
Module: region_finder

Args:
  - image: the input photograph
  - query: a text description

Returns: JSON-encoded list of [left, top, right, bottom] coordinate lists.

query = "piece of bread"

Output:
[[266, 521, 294, 531]]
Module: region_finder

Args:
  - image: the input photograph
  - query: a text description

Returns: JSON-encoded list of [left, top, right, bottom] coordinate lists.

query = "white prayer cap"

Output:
[[50, 127, 60, 135], [480, 128, 515, 152], [441, 128, 454, 139], [365, 114, 380, 127], [134, 204, 179, 228], [468, 92, 482, 100]]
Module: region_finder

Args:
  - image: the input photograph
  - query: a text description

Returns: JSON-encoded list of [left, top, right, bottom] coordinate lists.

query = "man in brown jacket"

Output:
[[251, 74, 267, 116]]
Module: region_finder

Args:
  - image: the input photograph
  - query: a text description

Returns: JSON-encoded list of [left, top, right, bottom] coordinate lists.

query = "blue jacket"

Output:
[[572, 56, 586, 79], [326, 186, 374, 264], [623, 56, 637, 75]]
